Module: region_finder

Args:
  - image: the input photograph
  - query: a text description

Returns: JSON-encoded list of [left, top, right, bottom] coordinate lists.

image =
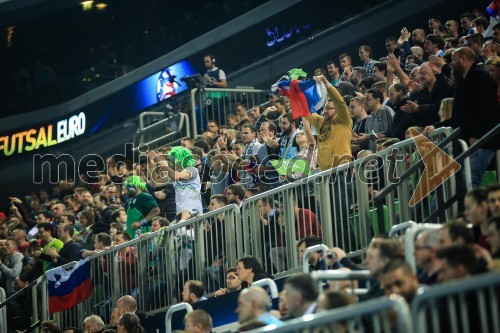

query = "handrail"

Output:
[[251, 278, 279, 299], [0, 277, 38, 308], [303, 245, 330, 273], [247, 295, 413, 333], [165, 302, 193, 333], [453, 123, 500, 164], [139, 111, 165, 130], [412, 272, 500, 333], [0, 287, 6, 333]]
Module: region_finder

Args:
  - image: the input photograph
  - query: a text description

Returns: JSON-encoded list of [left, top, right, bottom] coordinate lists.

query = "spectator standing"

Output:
[[124, 176, 160, 238], [0, 237, 24, 296]]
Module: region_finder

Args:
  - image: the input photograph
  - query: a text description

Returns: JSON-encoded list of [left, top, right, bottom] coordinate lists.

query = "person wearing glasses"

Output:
[[214, 267, 243, 296]]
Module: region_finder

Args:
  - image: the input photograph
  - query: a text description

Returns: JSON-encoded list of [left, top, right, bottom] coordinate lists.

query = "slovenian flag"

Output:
[[46, 257, 93, 313], [278, 79, 327, 119]]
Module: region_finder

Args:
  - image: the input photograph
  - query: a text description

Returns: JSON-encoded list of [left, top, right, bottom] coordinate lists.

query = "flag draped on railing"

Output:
[[46, 257, 92, 314]]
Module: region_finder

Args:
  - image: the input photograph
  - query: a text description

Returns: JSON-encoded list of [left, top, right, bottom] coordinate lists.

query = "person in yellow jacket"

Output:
[[302, 75, 353, 171]]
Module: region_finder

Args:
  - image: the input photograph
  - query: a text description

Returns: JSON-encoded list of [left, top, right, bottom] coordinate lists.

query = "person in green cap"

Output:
[[124, 175, 160, 238], [148, 147, 203, 215]]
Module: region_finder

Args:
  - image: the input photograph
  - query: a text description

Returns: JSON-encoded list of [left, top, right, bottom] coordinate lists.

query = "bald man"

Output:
[[116, 295, 147, 323], [236, 286, 283, 327], [400, 62, 452, 127], [425, 47, 499, 188]]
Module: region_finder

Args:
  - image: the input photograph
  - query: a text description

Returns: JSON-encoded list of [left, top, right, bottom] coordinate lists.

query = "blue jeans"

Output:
[[469, 148, 495, 188]]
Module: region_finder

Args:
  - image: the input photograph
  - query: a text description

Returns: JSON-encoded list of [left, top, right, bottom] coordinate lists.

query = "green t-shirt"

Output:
[[42, 238, 64, 272], [126, 192, 158, 238]]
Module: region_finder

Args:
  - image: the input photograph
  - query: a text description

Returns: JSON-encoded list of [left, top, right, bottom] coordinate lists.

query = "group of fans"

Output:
[[1, 4, 500, 333]]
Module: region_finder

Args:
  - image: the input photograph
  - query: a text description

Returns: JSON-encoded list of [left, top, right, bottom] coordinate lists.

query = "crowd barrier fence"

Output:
[[133, 112, 191, 151]]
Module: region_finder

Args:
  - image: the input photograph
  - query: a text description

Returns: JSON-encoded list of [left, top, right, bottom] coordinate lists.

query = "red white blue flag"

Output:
[[278, 79, 327, 119], [46, 257, 93, 313]]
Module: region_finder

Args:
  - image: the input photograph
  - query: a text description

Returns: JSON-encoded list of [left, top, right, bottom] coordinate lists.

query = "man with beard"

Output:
[[278, 113, 301, 159], [124, 176, 160, 239], [303, 75, 352, 170], [225, 184, 245, 207], [350, 67, 367, 91], [388, 83, 413, 140], [425, 47, 499, 188]]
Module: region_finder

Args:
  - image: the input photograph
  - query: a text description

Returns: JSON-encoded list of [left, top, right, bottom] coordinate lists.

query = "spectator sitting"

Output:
[[296, 235, 327, 272], [379, 259, 419, 304], [236, 286, 283, 327], [414, 230, 442, 285], [464, 188, 491, 251], [436, 245, 483, 282], [182, 280, 207, 304], [236, 256, 271, 285], [116, 295, 147, 323], [283, 273, 319, 318], [439, 220, 474, 248], [184, 309, 213, 333], [117, 312, 144, 333], [487, 216, 500, 259], [487, 183, 500, 217], [214, 267, 243, 297], [83, 315, 105, 333]]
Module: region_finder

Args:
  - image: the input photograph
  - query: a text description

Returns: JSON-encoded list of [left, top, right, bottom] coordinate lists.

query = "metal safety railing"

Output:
[[165, 302, 193, 333], [0, 287, 6, 333], [311, 270, 372, 296], [412, 272, 500, 333], [247, 295, 412, 333], [389, 221, 442, 272], [190, 87, 268, 137], [133, 112, 191, 151], [42, 204, 242, 328]]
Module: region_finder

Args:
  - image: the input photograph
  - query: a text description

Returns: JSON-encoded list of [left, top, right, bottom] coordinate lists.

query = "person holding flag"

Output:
[[299, 75, 353, 171]]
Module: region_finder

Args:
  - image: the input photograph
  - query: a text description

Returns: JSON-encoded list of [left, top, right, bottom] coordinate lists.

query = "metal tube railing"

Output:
[[165, 302, 193, 333], [251, 278, 279, 299], [0, 287, 6, 333], [303, 245, 329, 273], [247, 295, 413, 333], [412, 272, 500, 333]]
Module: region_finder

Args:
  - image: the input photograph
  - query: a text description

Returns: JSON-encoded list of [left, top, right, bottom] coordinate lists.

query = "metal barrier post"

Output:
[[303, 244, 329, 273], [251, 278, 279, 299], [165, 302, 193, 333], [311, 270, 371, 294], [283, 188, 298, 270], [0, 287, 6, 333]]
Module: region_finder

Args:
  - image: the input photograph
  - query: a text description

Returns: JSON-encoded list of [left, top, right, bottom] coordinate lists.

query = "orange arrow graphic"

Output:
[[408, 127, 461, 207]]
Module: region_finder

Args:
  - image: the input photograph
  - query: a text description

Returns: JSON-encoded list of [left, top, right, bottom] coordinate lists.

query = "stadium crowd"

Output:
[[1, 5, 500, 333]]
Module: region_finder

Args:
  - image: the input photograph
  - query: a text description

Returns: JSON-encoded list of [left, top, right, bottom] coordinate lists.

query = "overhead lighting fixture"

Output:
[[80, 0, 94, 11], [95, 2, 108, 11]]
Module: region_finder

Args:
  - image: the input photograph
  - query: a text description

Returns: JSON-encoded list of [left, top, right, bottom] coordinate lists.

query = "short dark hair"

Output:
[[282, 112, 300, 128], [285, 273, 318, 302], [93, 194, 108, 205], [211, 194, 228, 206], [380, 258, 414, 276], [96, 232, 112, 246], [339, 53, 351, 61], [487, 183, 500, 194], [36, 210, 53, 220], [391, 83, 408, 95], [358, 45, 373, 57], [445, 37, 460, 48], [117, 231, 131, 242], [261, 121, 277, 134], [111, 208, 125, 222], [227, 184, 245, 201], [326, 60, 339, 68], [207, 119, 219, 126], [352, 67, 367, 79], [366, 88, 384, 104], [38, 223, 55, 235], [297, 235, 322, 249], [426, 34, 445, 50], [437, 245, 478, 274], [371, 239, 403, 260], [61, 223, 74, 237], [385, 36, 397, 44], [466, 188, 488, 204], [373, 62, 387, 75], [442, 221, 474, 245], [237, 256, 262, 273], [242, 125, 258, 134], [429, 15, 443, 23], [360, 77, 376, 89], [226, 267, 237, 275], [466, 33, 485, 45], [460, 12, 475, 21], [472, 17, 489, 30]]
